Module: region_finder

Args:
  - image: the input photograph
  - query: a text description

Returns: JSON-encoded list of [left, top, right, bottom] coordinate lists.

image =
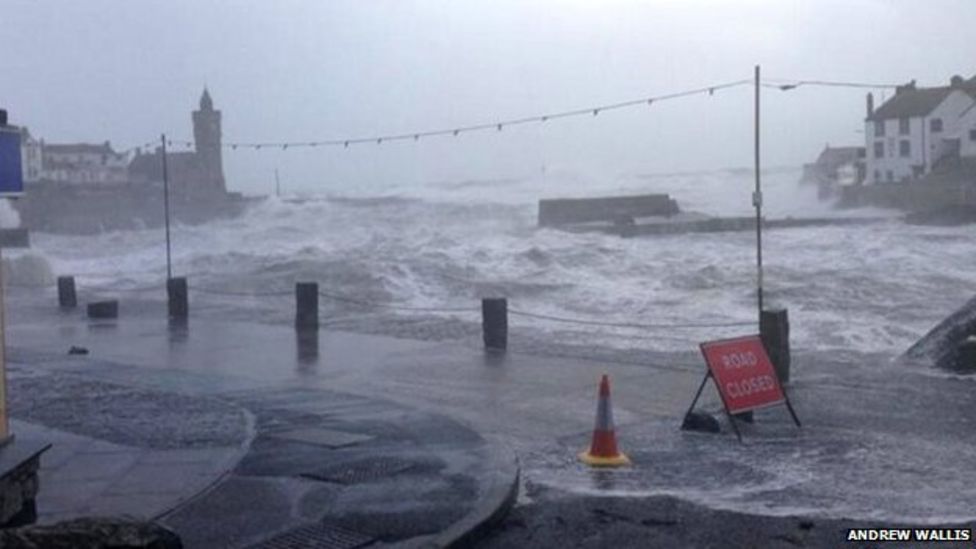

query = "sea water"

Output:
[[16, 167, 976, 356]]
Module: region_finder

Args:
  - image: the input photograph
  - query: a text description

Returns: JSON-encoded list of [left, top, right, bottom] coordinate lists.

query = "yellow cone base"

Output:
[[578, 450, 631, 467]]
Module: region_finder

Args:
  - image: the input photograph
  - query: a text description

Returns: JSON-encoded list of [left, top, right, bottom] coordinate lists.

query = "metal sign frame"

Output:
[[684, 334, 801, 442]]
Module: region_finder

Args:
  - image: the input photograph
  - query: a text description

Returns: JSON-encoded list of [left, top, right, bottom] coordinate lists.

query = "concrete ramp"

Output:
[[905, 294, 976, 371]]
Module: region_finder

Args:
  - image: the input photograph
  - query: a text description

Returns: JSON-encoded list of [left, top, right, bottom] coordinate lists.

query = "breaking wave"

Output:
[[16, 168, 975, 356]]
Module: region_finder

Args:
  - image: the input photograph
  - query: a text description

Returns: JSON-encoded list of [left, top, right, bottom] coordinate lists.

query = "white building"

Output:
[[865, 75, 976, 184], [954, 98, 976, 159], [19, 128, 42, 183], [22, 140, 130, 185]]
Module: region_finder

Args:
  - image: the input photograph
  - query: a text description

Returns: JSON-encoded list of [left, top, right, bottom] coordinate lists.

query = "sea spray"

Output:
[[19, 169, 973, 355]]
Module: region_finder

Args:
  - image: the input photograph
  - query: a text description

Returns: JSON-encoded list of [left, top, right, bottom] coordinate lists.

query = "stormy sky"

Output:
[[3, 0, 974, 195]]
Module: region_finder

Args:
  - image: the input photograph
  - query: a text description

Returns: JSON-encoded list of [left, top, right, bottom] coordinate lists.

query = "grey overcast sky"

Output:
[[3, 0, 975, 194]]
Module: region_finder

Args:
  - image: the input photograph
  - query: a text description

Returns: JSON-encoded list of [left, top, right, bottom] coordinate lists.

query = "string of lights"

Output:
[[120, 76, 906, 153], [761, 78, 902, 91], [123, 78, 752, 153]]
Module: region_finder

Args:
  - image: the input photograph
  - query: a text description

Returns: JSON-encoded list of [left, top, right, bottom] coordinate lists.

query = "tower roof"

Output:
[[200, 87, 213, 111]]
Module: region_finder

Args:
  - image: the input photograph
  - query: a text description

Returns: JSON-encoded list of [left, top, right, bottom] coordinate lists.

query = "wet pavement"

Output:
[[5, 285, 976, 543], [4, 292, 518, 548]]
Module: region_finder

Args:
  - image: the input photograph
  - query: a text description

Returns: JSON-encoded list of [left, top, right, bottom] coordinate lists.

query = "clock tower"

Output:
[[192, 88, 225, 194]]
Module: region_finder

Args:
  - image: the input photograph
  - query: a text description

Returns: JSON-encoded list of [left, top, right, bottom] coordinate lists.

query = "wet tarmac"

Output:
[[6, 286, 976, 526]]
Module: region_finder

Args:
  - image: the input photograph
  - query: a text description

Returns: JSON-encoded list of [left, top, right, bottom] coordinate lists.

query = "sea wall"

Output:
[[838, 180, 976, 212], [14, 181, 252, 234], [538, 194, 678, 226]]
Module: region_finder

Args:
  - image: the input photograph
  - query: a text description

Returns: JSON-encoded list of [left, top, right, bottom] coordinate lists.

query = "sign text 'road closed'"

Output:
[[700, 336, 785, 414]]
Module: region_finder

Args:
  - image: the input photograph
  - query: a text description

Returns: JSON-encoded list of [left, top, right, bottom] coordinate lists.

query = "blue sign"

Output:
[[0, 127, 24, 197]]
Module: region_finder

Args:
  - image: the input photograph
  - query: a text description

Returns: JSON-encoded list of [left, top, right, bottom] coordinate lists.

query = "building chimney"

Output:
[[866, 93, 874, 118], [895, 80, 917, 96]]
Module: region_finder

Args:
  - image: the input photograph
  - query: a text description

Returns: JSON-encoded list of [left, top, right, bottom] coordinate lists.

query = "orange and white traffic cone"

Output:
[[579, 374, 631, 467]]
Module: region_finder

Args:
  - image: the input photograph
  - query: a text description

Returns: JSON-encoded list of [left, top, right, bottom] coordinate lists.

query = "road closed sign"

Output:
[[700, 336, 785, 414]]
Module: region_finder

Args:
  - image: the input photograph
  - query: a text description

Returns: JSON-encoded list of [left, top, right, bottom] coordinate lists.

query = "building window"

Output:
[[886, 170, 893, 182], [899, 118, 910, 134], [970, 128, 976, 141], [930, 118, 943, 132], [873, 170, 880, 182], [874, 120, 885, 136], [899, 140, 911, 157], [874, 141, 884, 158]]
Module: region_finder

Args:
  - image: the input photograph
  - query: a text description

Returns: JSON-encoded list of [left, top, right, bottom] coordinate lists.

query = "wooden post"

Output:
[[761, 308, 791, 384], [57, 276, 77, 309], [167, 277, 188, 319], [482, 298, 508, 350], [295, 282, 319, 330]]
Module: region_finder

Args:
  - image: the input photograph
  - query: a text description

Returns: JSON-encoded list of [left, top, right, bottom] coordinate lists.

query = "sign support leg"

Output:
[[682, 372, 711, 423], [724, 407, 743, 443], [783, 394, 802, 428]]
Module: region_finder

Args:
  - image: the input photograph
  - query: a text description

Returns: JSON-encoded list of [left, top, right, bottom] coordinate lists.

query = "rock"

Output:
[[956, 336, 976, 372], [0, 517, 182, 549], [87, 301, 118, 320], [905, 295, 976, 372], [681, 412, 721, 433]]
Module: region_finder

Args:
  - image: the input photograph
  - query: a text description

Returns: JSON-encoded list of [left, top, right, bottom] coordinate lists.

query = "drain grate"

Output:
[[301, 456, 416, 484], [250, 522, 374, 549]]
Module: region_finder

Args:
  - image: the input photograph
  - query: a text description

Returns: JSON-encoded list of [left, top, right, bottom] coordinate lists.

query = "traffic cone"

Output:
[[579, 374, 631, 467]]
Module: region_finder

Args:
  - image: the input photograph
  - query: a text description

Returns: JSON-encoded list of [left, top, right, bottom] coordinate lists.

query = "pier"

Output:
[[549, 211, 890, 237]]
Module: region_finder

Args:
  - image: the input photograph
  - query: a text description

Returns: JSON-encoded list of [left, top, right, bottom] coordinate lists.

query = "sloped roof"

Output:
[[816, 146, 863, 167], [867, 87, 954, 121]]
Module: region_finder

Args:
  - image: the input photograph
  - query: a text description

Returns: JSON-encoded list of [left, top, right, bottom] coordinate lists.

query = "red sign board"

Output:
[[700, 336, 785, 414]]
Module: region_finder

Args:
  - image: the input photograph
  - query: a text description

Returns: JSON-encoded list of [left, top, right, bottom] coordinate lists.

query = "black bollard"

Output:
[[295, 282, 319, 330], [167, 277, 188, 319], [296, 328, 319, 365], [482, 297, 508, 351], [761, 308, 791, 384], [87, 300, 118, 319], [57, 276, 77, 309]]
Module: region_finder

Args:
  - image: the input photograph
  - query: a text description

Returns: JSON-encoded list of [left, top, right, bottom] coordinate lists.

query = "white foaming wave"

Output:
[[22, 168, 976, 357]]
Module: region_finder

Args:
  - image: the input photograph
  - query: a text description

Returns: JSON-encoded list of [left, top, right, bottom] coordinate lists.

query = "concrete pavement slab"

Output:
[[6, 302, 520, 547]]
